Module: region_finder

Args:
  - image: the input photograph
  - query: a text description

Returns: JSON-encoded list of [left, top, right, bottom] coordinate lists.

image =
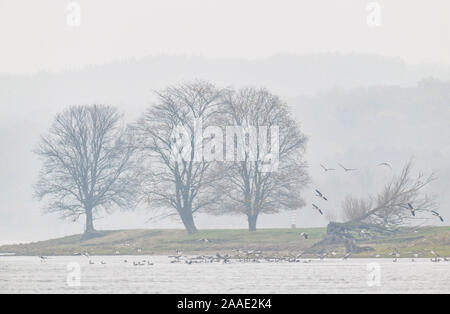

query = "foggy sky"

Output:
[[1, 0, 450, 74]]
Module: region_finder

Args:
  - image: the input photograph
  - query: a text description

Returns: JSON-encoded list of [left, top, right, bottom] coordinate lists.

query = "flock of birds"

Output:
[[37, 247, 450, 265], [310, 162, 445, 223], [320, 163, 359, 172], [35, 162, 448, 266], [290, 162, 449, 262], [312, 162, 360, 219], [389, 249, 450, 263]]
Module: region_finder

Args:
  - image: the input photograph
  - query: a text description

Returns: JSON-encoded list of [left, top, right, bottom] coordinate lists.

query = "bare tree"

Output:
[[211, 87, 309, 231], [325, 209, 340, 224], [34, 105, 139, 236], [344, 160, 437, 227], [312, 160, 438, 253], [341, 195, 373, 223], [134, 81, 225, 234]]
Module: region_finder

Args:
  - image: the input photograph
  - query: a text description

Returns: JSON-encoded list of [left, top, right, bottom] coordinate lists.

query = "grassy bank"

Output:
[[1, 226, 450, 258]]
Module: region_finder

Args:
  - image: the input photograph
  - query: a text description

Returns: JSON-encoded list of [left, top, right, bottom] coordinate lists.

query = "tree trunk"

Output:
[[247, 214, 258, 232], [85, 207, 95, 234], [308, 221, 375, 254], [180, 209, 198, 234]]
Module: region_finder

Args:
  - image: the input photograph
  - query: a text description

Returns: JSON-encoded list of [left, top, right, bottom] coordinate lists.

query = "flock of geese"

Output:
[[390, 249, 450, 263], [311, 162, 445, 223], [37, 247, 450, 265], [312, 162, 359, 218], [292, 162, 448, 262], [35, 163, 447, 266]]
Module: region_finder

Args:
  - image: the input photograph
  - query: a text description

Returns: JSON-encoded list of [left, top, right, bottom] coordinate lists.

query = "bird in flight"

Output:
[[407, 203, 415, 216], [320, 164, 336, 172], [338, 163, 357, 172], [312, 204, 324, 215], [315, 189, 328, 201], [431, 210, 444, 222], [300, 232, 309, 239], [378, 162, 392, 169]]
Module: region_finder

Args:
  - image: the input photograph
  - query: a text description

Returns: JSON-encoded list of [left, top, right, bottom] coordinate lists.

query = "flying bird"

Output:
[[315, 189, 328, 201], [312, 204, 324, 215], [407, 203, 415, 216], [378, 162, 392, 169], [431, 210, 444, 222], [320, 164, 336, 172], [338, 163, 357, 172], [300, 232, 309, 239]]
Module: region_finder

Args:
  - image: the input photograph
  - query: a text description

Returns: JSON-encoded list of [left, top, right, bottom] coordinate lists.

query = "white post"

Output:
[[291, 210, 297, 229]]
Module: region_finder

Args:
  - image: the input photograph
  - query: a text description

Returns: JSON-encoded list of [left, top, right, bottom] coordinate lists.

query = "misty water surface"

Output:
[[1, 256, 449, 294]]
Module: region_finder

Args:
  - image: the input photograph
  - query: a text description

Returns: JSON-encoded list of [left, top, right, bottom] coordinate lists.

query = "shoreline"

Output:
[[1, 227, 450, 258]]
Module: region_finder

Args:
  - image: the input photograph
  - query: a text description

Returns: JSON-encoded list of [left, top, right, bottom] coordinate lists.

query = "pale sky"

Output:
[[1, 0, 450, 74]]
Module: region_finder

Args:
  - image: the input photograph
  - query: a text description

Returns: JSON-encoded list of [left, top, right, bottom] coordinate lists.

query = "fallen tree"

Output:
[[310, 160, 437, 253]]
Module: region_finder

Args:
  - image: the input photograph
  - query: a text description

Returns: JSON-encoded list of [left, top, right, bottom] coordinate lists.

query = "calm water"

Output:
[[1, 256, 450, 294]]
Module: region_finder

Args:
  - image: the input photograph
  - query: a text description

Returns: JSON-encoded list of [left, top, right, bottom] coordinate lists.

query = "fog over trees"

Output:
[[1, 54, 449, 241], [132, 82, 309, 233], [210, 87, 309, 231], [133, 81, 226, 234], [33, 82, 311, 234]]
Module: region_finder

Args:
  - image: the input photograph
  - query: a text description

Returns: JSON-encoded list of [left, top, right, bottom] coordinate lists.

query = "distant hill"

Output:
[[2, 54, 450, 106]]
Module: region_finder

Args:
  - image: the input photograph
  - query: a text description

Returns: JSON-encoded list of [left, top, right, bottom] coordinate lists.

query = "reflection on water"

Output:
[[1, 256, 449, 294]]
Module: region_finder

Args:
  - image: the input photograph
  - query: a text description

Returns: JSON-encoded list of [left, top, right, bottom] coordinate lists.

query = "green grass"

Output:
[[1, 226, 450, 258]]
